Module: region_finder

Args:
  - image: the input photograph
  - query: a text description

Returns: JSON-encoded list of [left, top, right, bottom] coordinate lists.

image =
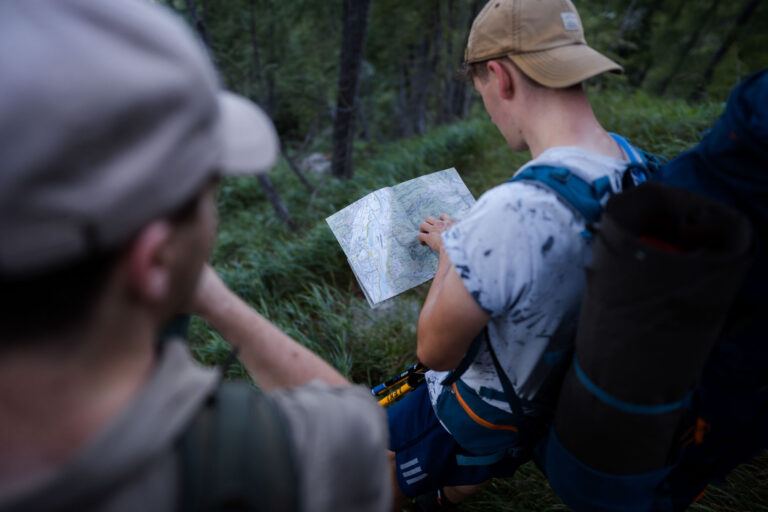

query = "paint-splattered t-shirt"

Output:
[[426, 146, 631, 415]]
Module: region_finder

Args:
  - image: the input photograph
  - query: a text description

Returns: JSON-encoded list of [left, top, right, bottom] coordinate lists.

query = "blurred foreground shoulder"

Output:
[[268, 382, 391, 512]]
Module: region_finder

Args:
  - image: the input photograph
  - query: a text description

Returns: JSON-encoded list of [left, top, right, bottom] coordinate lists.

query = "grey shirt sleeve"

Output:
[[267, 382, 391, 512]]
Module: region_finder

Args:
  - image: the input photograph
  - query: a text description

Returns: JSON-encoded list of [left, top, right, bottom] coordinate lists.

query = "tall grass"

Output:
[[188, 89, 766, 511]]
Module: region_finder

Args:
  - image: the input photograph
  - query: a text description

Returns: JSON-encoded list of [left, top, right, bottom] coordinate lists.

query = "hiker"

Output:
[[0, 1, 389, 511], [387, 0, 652, 508]]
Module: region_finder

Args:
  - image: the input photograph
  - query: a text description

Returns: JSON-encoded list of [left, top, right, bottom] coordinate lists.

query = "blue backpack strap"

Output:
[[441, 328, 526, 418], [482, 327, 526, 417], [611, 132, 650, 188], [610, 132, 669, 187], [510, 165, 612, 226], [443, 328, 533, 467], [440, 330, 484, 387], [573, 357, 693, 415], [609, 133, 644, 164]]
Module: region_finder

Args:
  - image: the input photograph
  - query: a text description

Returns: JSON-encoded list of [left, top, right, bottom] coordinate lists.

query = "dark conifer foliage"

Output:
[[162, 0, 767, 182]]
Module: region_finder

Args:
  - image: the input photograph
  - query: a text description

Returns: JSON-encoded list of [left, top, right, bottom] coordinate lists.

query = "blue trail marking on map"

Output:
[[326, 168, 475, 307]]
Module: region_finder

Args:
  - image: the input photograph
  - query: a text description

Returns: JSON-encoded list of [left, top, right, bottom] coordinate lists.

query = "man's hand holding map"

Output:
[[326, 168, 475, 307]]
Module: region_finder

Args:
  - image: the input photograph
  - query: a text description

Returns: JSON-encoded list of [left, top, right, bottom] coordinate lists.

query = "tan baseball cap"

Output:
[[0, 0, 279, 276], [465, 0, 622, 87]]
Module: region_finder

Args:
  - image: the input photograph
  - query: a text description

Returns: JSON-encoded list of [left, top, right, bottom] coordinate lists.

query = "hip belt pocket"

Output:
[[436, 379, 523, 456]]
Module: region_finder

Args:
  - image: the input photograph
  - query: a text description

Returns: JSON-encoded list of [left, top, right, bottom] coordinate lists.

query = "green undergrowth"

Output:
[[187, 89, 766, 510], [441, 451, 768, 512]]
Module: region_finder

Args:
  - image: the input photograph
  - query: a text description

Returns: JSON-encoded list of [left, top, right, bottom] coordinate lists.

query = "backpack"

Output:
[[542, 69, 767, 512], [544, 183, 752, 512], [157, 319, 299, 511], [178, 379, 300, 511]]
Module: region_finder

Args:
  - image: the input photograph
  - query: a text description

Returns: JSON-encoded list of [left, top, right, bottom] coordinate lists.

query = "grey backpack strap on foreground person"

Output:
[[178, 381, 300, 511]]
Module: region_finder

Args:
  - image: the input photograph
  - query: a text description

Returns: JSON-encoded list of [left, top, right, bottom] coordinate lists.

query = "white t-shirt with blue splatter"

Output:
[[426, 146, 630, 415]]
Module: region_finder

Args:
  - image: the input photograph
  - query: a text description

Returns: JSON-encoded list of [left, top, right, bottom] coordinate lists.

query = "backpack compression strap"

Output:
[[179, 381, 299, 512]]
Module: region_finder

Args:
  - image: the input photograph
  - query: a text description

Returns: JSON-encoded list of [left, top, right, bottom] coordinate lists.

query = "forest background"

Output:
[[159, 0, 768, 510]]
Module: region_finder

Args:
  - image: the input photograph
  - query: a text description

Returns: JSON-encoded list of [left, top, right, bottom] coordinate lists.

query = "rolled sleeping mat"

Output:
[[547, 182, 752, 511]]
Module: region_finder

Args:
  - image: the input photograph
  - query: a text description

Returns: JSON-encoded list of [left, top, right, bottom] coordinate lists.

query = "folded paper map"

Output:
[[326, 168, 475, 307]]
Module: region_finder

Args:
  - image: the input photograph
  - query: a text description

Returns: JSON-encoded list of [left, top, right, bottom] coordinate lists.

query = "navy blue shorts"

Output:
[[387, 384, 525, 497]]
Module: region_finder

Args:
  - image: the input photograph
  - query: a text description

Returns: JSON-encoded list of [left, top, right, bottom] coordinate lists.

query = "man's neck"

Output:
[[0, 312, 157, 487], [521, 88, 625, 161]]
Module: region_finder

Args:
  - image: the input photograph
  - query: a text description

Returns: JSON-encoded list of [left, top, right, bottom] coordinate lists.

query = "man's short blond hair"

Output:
[[459, 57, 544, 89]]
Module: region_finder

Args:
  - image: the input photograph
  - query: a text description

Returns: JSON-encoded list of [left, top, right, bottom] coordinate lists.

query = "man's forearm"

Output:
[[422, 247, 454, 317], [194, 269, 348, 390]]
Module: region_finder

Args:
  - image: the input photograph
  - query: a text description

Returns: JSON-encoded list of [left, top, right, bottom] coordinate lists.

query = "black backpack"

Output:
[[178, 380, 299, 511], [545, 69, 768, 512]]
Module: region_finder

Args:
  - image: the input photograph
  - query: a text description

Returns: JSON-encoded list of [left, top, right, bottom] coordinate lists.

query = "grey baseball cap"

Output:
[[0, 0, 279, 276]]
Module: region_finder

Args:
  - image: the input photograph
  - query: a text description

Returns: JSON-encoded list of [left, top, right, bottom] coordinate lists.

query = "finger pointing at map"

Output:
[[418, 214, 456, 252]]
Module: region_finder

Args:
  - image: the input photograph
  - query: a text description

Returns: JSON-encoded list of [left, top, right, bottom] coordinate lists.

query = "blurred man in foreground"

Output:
[[0, 1, 389, 510]]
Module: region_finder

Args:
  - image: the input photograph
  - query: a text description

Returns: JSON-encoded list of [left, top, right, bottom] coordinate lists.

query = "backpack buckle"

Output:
[[550, 168, 571, 184]]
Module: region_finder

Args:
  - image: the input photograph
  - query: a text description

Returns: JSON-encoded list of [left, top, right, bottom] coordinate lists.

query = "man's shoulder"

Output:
[[268, 383, 390, 511], [520, 146, 629, 183], [181, 382, 389, 512], [468, 173, 574, 224], [268, 382, 386, 444], [194, 381, 386, 458]]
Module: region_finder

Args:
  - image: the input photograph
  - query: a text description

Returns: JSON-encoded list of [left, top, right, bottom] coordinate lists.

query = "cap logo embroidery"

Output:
[[560, 12, 579, 31]]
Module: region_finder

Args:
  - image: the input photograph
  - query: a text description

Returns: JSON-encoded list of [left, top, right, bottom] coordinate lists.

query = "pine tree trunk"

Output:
[[689, 0, 763, 101], [257, 175, 296, 230], [410, 40, 433, 136], [186, 0, 295, 229], [184, 0, 217, 68], [281, 146, 315, 193], [610, 0, 640, 53], [454, 0, 484, 118], [656, 0, 722, 96], [395, 66, 413, 137], [331, 0, 372, 179], [249, 0, 267, 107], [625, 0, 665, 87]]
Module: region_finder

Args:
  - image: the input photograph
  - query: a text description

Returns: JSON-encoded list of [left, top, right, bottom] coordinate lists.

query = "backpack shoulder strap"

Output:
[[179, 381, 299, 512], [609, 133, 644, 164], [509, 165, 612, 225], [609, 132, 669, 188]]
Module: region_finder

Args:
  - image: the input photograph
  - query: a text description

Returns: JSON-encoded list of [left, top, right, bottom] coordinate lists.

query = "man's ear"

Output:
[[123, 220, 174, 303], [487, 60, 515, 100]]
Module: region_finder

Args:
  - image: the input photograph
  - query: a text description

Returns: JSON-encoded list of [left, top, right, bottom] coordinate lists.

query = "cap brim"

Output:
[[216, 91, 279, 175], [509, 44, 622, 88]]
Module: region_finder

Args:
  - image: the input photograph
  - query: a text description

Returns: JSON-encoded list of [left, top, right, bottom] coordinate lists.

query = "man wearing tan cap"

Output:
[[0, 1, 389, 511], [387, 0, 649, 508]]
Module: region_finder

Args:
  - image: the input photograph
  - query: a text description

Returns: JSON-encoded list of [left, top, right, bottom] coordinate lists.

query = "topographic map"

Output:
[[326, 168, 475, 307]]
